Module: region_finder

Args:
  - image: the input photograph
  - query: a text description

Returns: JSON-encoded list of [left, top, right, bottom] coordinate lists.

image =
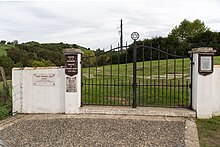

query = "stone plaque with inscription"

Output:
[[66, 77, 77, 92], [200, 56, 212, 71], [33, 74, 55, 86], [199, 54, 213, 74]]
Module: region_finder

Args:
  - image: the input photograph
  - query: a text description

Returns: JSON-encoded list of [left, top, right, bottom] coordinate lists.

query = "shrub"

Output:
[[0, 99, 12, 120]]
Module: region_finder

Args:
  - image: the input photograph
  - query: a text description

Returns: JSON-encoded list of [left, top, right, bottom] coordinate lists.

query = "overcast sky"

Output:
[[0, 0, 220, 49]]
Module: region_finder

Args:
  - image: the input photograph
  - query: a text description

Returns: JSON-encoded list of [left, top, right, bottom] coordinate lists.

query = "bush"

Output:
[[0, 99, 12, 120], [32, 60, 56, 67]]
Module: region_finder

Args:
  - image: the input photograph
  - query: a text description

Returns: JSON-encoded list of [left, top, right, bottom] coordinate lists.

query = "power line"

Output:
[[102, 39, 119, 51]]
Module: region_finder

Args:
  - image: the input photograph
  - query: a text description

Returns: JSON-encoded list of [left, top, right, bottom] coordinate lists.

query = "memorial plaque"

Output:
[[33, 74, 55, 86], [66, 77, 77, 92], [65, 54, 78, 76], [199, 54, 213, 74], [200, 56, 212, 71]]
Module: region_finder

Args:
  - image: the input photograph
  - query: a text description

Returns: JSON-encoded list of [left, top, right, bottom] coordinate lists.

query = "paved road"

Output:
[[0, 115, 187, 147]]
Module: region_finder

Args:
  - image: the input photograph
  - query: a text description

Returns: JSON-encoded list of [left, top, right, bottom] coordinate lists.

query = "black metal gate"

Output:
[[82, 40, 191, 108]]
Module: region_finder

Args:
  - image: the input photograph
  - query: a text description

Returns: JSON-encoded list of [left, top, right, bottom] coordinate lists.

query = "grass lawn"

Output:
[[82, 56, 191, 107], [82, 56, 220, 106], [82, 56, 220, 82], [196, 116, 220, 147], [214, 56, 220, 65]]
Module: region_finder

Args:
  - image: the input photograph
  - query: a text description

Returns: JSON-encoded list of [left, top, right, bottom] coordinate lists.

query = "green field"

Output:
[[214, 56, 220, 65], [82, 56, 220, 80], [0, 44, 13, 56], [82, 57, 190, 107], [81, 56, 220, 107], [196, 116, 220, 146]]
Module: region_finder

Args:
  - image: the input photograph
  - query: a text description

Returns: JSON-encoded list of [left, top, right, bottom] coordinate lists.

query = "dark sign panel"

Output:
[[65, 54, 78, 76]]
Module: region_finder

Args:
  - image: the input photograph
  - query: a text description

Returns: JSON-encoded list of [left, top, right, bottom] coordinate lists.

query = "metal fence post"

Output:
[[132, 40, 137, 108], [131, 32, 139, 108]]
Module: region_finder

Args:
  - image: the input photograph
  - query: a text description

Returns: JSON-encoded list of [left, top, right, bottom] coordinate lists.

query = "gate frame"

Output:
[[81, 36, 191, 108]]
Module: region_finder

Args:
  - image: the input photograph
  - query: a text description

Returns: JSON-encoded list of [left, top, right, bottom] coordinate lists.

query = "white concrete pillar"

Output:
[[190, 47, 216, 118], [64, 49, 82, 113]]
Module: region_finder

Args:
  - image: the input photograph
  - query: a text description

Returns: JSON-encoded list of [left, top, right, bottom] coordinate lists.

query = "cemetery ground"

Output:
[[0, 57, 220, 146], [82, 56, 220, 106]]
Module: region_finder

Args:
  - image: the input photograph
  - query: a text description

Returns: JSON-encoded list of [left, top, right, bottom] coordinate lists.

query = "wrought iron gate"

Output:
[[82, 39, 191, 108]]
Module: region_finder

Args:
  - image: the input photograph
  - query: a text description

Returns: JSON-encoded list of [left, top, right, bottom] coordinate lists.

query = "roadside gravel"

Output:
[[0, 115, 185, 147]]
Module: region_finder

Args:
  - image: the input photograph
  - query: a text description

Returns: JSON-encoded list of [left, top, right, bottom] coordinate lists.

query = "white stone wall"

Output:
[[12, 53, 82, 114], [12, 67, 66, 113]]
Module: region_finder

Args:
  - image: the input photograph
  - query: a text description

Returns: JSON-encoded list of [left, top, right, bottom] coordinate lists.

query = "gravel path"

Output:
[[0, 116, 185, 147]]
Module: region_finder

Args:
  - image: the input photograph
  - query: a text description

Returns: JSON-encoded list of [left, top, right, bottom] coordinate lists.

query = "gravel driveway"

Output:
[[0, 115, 186, 146]]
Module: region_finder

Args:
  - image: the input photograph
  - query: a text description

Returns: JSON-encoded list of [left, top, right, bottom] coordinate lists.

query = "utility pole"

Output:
[[120, 19, 123, 50]]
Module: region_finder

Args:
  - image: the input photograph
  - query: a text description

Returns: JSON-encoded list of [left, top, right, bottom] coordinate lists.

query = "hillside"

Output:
[[0, 42, 94, 78], [5, 41, 94, 66], [0, 44, 14, 56]]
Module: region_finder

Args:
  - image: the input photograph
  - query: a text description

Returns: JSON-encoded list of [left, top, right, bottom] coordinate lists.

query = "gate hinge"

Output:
[[190, 56, 194, 65]]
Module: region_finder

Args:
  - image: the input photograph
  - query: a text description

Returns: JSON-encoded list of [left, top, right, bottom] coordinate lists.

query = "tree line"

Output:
[[0, 42, 83, 78], [83, 19, 220, 67], [1, 19, 220, 78]]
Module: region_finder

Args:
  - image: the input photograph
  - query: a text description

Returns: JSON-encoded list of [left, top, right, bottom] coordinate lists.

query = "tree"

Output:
[[187, 30, 220, 54], [98, 54, 110, 66], [169, 19, 209, 42], [0, 40, 6, 44], [13, 40, 18, 45], [72, 44, 78, 48], [7, 47, 32, 67], [0, 56, 14, 78], [31, 60, 56, 67]]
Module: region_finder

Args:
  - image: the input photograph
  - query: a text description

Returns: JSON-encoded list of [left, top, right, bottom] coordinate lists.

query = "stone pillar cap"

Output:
[[188, 47, 216, 54], [64, 48, 84, 55]]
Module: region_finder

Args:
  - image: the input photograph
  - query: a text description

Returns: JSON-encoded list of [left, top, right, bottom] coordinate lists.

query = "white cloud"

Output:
[[0, 0, 219, 49]]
